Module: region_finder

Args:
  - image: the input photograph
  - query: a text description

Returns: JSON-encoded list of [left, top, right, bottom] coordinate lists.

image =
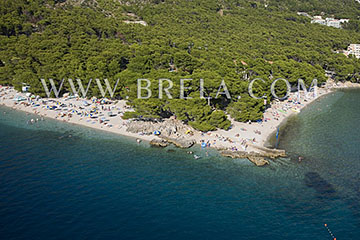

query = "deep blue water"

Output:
[[0, 89, 359, 240]]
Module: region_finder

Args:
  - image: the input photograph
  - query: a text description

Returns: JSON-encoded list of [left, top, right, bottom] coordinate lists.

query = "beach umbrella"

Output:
[[153, 130, 161, 135], [201, 142, 207, 148]]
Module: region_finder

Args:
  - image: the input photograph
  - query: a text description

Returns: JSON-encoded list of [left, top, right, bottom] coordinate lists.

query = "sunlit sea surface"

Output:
[[1, 89, 359, 239]]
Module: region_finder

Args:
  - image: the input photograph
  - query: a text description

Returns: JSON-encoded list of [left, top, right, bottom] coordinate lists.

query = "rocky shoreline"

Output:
[[123, 113, 287, 166], [149, 137, 196, 149], [149, 139, 169, 147], [148, 134, 283, 166]]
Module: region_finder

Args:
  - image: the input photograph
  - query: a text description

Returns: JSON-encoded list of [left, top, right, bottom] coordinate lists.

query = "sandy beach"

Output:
[[1, 80, 359, 154]]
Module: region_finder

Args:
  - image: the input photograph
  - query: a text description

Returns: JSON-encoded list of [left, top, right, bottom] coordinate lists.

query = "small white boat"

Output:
[[194, 155, 201, 159]]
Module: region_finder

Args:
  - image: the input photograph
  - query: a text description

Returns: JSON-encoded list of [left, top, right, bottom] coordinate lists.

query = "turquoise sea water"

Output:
[[0, 89, 359, 240]]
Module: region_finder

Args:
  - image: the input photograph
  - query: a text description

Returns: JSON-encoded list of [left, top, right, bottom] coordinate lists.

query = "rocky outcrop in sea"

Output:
[[219, 146, 286, 167], [149, 139, 169, 147], [159, 136, 195, 149]]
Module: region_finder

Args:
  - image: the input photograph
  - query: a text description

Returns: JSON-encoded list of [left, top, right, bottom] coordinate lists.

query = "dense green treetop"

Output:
[[1, 0, 360, 131]]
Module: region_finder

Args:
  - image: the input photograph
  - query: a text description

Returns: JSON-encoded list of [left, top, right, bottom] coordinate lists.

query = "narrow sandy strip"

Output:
[[1, 80, 359, 153]]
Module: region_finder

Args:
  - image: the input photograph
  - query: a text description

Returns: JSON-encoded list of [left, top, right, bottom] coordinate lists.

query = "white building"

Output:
[[329, 18, 349, 28], [311, 16, 349, 28], [123, 20, 148, 26], [347, 44, 360, 59], [339, 19, 350, 24], [327, 19, 341, 28]]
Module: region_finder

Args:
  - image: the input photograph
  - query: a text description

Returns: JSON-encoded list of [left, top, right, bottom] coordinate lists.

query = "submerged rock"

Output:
[[219, 149, 278, 167], [249, 144, 286, 159], [304, 172, 337, 199], [220, 150, 252, 159]]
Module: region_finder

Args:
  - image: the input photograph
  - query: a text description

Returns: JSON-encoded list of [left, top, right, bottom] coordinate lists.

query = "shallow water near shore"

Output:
[[1, 89, 360, 240]]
